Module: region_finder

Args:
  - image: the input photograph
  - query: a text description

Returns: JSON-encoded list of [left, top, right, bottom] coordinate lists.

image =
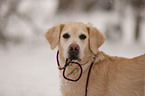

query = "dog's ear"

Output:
[[45, 24, 64, 50], [88, 26, 105, 54]]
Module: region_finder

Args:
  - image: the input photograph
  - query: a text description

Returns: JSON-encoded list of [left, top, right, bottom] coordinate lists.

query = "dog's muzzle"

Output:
[[68, 44, 80, 60]]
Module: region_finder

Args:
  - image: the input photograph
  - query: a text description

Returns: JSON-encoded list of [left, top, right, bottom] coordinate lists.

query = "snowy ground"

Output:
[[0, 38, 145, 96], [0, 0, 145, 95], [0, 42, 61, 96]]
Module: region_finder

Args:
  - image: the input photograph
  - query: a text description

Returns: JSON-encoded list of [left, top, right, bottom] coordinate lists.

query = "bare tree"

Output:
[[0, 0, 21, 45], [57, 0, 100, 13], [57, 0, 115, 13], [0, 0, 41, 46], [130, 0, 145, 41]]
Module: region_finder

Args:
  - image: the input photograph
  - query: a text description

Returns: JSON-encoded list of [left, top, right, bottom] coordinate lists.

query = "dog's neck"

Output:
[[58, 51, 105, 79], [81, 51, 105, 72]]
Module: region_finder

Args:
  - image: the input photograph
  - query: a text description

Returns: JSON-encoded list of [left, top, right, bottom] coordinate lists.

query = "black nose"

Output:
[[68, 44, 79, 60]]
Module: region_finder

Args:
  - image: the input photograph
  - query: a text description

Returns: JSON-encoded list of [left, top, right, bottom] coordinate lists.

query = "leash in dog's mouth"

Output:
[[56, 51, 83, 82], [56, 50, 98, 96]]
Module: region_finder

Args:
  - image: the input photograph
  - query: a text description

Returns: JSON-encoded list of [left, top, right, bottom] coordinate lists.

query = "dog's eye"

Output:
[[63, 33, 70, 39], [79, 34, 86, 40]]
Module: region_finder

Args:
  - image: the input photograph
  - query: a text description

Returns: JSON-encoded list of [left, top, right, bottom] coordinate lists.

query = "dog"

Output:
[[45, 22, 145, 96]]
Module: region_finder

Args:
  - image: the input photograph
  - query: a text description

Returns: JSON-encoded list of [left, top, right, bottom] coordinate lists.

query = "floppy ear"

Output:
[[88, 26, 106, 54], [45, 24, 64, 50]]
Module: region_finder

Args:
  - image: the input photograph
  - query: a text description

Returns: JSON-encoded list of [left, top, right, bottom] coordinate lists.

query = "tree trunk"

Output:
[[135, 9, 141, 41], [131, 0, 144, 41]]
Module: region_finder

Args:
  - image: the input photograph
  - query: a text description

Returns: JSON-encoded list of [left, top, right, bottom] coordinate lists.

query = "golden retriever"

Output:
[[45, 22, 145, 96]]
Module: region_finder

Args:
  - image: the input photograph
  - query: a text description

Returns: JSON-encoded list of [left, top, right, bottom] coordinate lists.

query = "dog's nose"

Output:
[[68, 44, 79, 60], [69, 44, 79, 52]]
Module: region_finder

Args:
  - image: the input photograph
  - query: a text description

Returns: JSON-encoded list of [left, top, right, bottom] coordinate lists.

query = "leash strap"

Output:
[[56, 51, 97, 96], [56, 51, 83, 82], [85, 54, 96, 96]]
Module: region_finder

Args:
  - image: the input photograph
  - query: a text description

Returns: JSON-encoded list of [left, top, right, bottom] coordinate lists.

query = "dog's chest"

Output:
[[61, 73, 87, 96], [60, 68, 108, 96], [60, 59, 145, 96]]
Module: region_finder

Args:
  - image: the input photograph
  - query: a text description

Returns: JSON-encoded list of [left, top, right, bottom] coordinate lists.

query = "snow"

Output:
[[0, 40, 145, 96], [0, 43, 61, 96], [0, 0, 145, 96]]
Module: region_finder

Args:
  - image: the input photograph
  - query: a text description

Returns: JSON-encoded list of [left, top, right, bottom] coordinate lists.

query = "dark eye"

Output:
[[79, 34, 86, 40], [63, 33, 70, 39]]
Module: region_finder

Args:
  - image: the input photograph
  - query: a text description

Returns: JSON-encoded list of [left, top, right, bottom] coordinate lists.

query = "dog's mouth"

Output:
[[68, 52, 80, 61], [65, 45, 82, 78], [56, 51, 83, 82], [68, 44, 80, 61]]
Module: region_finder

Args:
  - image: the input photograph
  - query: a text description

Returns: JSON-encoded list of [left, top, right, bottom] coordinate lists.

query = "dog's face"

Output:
[[60, 23, 89, 61], [45, 22, 105, 62]]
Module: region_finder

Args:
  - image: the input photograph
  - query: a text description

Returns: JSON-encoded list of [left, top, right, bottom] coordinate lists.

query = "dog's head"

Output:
[[45, 22, 105, 62]]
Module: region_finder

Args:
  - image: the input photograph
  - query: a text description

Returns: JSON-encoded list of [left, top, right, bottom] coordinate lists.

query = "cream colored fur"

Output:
[[45, 22, 145, 96]]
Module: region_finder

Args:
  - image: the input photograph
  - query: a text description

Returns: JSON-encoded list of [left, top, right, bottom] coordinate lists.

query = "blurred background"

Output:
[[0, 0, 145, 96]]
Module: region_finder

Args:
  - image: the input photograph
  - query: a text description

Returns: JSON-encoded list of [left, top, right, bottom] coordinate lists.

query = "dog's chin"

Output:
[[68, 55, 81, 62]]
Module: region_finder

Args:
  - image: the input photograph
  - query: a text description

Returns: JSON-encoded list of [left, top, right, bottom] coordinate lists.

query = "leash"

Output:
[[85, 54, 96, 96], [56, 51, 83, 82], [56, 51, 97, 96]]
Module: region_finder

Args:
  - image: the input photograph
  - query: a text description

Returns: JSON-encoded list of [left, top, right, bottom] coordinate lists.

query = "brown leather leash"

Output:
[[56, 51, 83, 82], [56, 51, 97, 96], [85, 54, 97, 96]]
